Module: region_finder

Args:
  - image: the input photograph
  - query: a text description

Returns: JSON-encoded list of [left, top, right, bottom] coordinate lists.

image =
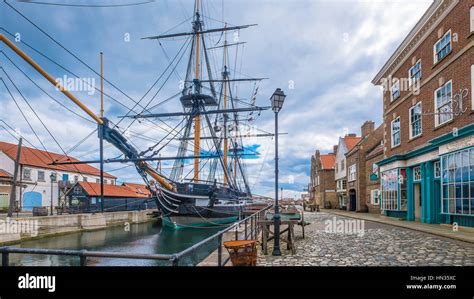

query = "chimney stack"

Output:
[[361, 121, 375, 138], [333, 145, 338, 154]]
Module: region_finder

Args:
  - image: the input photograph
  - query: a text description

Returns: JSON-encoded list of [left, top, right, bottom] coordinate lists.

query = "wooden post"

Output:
[[8, 138, 22, 217]]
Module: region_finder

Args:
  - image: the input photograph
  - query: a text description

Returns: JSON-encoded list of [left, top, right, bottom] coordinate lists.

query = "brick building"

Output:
[[372, 0, 474, 227], [310, 150, 337, 208], [335, 134, 362, 209], [345, 121, 384, 213], [365, 140, 384, 214]]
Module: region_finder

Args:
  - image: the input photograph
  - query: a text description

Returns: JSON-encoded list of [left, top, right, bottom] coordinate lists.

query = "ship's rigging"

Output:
[[0, 0, 273, 227]]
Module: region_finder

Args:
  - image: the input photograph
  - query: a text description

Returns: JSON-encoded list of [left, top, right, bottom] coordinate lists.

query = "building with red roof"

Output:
[[0, 140, 117, 212], [345, 121, 383, 212], [334, 134, 362, 209], [67, 182, 154, 213], [310, 148, 337, 209]]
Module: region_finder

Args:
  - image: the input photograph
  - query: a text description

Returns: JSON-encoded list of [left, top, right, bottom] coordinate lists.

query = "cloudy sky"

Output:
[[0, 0, 432, 198]]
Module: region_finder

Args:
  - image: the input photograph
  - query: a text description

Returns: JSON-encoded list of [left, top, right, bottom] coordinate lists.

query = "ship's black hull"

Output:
[[153, 182, 249, 229]]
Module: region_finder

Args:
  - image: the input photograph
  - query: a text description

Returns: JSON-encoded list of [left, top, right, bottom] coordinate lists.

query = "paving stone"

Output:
[[257, 212, 474, 267]]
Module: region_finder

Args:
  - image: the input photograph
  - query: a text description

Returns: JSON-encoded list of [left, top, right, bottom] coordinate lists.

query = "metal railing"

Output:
[[0, 205, 271, 267]]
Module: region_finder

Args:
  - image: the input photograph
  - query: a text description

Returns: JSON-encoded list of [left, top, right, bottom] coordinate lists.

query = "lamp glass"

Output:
[[271, 88, 286, 112]]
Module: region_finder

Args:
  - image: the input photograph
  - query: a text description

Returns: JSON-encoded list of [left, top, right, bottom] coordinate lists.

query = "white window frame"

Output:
[[381, 169, 399, 211], [390, 79, 400, 102], [434, 161, 441, 178], [471, 65, 474, 111], [23, 168, 31, 180], [409, 102, 422, 139], [37, 170, 45, 182], [391, 117, 401, 148], [413, 166, 422, 182], [441, 148, 474, 215], [370, 189, 380, 205], [434, 80, 453, 127], [348, 164, 357, 182], [433, 30, 452, 64], [470, 6, 474, 33], [408, 60, 422, 86]]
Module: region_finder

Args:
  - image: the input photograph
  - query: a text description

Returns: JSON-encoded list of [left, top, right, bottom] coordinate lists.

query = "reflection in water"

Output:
[[9, 222, 222, 266]]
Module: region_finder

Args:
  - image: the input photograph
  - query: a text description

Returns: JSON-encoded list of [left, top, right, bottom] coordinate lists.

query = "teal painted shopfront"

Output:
[[378, 124, 474, 228]]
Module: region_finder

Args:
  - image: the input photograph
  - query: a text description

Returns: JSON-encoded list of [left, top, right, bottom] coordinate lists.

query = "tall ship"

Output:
[[139, 0, 268, 228], [0, 0, 269, 229]]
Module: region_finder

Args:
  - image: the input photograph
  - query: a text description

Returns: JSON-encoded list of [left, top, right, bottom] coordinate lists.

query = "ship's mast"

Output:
[[223, 24, 229, 186], [193, 0, 201, 183]]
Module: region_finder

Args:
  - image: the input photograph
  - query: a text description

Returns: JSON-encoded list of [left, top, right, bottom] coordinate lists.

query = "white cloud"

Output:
[[0, 0, 432, 196]]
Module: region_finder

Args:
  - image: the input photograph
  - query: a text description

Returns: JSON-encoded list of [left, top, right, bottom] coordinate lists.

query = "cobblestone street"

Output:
[[258, 212, 474, 266]]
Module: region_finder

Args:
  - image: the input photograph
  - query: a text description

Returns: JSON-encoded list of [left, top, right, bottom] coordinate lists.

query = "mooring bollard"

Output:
[[171, 254, 180, 266], [2, 250, 9, 267], [79, 250, 87, 266]]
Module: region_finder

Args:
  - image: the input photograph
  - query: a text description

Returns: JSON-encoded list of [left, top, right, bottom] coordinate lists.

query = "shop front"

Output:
[[378, 124, 474, 228]]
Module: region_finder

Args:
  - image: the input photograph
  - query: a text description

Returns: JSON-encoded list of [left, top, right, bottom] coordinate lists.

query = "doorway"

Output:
[[414, 184, 422, 220], [349, 189, 356, 211]]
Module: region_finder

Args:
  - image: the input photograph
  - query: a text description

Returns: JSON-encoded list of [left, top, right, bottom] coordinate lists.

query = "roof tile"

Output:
[[78, 182, 149, 198], [0, 141, 116, 179]]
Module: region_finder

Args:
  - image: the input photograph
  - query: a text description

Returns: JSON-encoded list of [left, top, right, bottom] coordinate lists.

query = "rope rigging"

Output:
[[1, 7, 209, 158]]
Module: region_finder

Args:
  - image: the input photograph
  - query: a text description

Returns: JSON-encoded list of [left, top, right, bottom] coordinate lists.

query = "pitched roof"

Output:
[[78, 182, 149, 198], [0, 141, 116, 179], [122, 183, 152, 197], [343, 136, 362, 151], [0, 169, 12, 178], [320, 154, 335, 170]]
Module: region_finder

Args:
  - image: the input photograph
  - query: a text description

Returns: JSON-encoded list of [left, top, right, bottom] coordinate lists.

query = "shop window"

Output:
[[381, 169, 399, 210], [441, 148, 474, 215], [400, 169, 407, 211]]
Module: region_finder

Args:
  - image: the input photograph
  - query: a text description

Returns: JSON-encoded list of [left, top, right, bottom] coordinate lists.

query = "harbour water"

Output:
[[7, 221, 223, 266]]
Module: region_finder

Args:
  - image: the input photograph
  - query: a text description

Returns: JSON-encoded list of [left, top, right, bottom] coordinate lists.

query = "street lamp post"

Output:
[[270, 88, 286, 256]]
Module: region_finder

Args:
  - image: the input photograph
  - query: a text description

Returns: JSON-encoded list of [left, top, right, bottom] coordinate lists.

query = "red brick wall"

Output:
[[382, 1, 474, 158]]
